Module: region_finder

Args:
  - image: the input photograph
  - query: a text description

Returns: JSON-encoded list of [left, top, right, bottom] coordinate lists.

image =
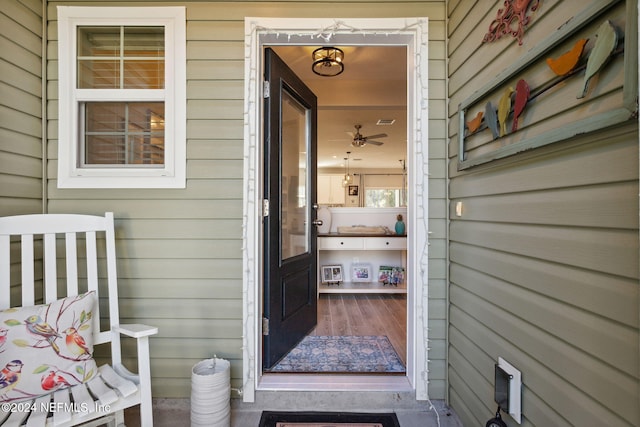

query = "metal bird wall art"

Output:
[[546, 38, 589, 76], [512, 79, 530, 132], [466, 111, 484, 134], [465, 18, 623, 148], [578, 20, 618, 99], [498, 87, 515, 137], [485, 101, 500, 139]]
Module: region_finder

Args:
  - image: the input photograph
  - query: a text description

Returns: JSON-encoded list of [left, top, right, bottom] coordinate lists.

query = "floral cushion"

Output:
[[0, 291, 97, 402]]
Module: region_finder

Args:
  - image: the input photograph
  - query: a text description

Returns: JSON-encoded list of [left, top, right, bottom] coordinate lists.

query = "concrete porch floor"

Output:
[[124, 393, 463, 427]]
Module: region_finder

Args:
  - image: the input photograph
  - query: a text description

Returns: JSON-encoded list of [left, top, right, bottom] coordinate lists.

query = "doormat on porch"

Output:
[[270, 335, 405, 373], [259, 411, 401, 427]]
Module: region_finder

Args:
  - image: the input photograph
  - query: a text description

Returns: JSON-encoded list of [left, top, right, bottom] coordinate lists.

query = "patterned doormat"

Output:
[[270, 335, 405, 373], [259, 411, 401, 427]]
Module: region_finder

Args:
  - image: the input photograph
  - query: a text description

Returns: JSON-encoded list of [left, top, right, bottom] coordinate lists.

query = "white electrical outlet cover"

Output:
[[498, 357, 522, 424]]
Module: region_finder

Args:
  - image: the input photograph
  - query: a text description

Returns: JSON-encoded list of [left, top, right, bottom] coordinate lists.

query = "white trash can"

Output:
[[191, 358, 231, 427]]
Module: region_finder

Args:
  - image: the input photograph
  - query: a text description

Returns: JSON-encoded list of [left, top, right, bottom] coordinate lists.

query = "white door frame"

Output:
[[241, 17, 430, 402]]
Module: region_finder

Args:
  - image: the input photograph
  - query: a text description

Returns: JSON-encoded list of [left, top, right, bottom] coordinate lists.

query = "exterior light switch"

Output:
[[455, 201, 463, 217]]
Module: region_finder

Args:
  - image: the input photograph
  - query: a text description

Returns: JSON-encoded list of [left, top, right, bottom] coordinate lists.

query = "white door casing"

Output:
[[242, 17, 430, 402]]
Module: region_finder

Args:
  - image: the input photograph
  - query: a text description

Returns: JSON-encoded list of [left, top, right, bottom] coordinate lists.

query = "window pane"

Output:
[[365, 189, 400, 208], [78, 26, 120, 88], [123, 27, 164, 57], [77, 26, 164, 89], [123, 60, 164, 89], [78, 26, 120, 57], [83, 102, 164, 166], [123, 27, 164, 88], [280, 90, 310, 260], [78, 60, 120, 89], [85, 135, 126, 164]]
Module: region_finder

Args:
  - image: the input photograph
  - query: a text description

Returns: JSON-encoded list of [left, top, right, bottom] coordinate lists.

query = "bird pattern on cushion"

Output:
[[0, 291, 97, 402]]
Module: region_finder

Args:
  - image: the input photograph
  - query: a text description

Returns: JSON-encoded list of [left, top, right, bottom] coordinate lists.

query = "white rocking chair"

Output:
[[0, 212, 157, 427]]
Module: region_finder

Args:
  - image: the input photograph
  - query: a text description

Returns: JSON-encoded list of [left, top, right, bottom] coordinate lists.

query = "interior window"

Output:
[[364, 188, 402, 208]]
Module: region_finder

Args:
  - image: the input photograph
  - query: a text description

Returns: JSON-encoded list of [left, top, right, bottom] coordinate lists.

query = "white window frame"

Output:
[[57, 6, 186, 188]]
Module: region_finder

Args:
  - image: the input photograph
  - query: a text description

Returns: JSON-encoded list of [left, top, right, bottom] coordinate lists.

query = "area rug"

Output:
[[270, 335, 405, 373], [259, 411, 401, 427]]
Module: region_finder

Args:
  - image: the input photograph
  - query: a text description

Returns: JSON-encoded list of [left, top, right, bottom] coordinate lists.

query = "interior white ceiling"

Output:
[[271, 45, 408, 171]]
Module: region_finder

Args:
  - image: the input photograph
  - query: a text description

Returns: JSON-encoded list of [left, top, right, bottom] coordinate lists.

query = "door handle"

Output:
[[312, 219, 323, 226]]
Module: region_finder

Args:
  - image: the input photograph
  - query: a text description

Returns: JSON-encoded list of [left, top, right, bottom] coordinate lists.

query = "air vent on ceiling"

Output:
[[376, 119, 395, 125]]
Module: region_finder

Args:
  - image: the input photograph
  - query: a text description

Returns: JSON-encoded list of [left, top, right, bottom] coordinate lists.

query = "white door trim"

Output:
[[242, 17, 430, 402]]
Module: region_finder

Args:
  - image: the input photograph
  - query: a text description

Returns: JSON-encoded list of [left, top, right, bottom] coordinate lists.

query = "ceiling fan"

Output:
[[348, 124, 387, 147]]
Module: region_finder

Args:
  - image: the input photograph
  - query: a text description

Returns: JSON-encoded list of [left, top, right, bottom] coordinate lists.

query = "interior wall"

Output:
[[447, 0, 639, 425]]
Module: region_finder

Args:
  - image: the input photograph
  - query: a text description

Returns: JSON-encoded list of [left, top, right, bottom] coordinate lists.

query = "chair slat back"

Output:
[[0, 213, 119, 346], [0, 235, 9, 307], [65, 232, 79, 295], [20, 234, 36, 305], [43, 232, 58, 303]]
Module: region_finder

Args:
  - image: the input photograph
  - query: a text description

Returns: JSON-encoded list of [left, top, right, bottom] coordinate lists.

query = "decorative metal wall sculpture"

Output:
[[470, 20, 621, 140], [546, 39, 589, 76], [459, 0, 636, 171], [483, 0, 541, 46], [512, 79, 530, 132], [578, 20, 618, 98]]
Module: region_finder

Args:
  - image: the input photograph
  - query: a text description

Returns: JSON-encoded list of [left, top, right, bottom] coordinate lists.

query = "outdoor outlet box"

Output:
[[496, 357, 522, 424]]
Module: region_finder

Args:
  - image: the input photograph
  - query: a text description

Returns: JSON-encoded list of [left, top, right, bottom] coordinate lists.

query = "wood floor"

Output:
[[310, 294, 407, 364]]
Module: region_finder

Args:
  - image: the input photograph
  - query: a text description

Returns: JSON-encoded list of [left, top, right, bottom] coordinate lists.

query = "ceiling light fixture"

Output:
[[312, 47, 344, 77], [342, 151, 352, 187]]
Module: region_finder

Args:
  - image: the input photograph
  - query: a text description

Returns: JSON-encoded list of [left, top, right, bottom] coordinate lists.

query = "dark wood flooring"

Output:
[[310, 294, 407, 364]]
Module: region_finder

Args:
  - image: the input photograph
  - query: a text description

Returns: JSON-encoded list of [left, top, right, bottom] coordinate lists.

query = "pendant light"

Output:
[[342, 151, 352, 187]]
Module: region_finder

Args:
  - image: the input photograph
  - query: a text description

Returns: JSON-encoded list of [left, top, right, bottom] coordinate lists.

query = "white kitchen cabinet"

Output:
[[317, 174, 346, 205], [318, 235, 407, 294]]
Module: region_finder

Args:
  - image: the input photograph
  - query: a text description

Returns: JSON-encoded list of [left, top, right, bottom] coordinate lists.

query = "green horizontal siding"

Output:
[[447, 0, 639, 425], [44, 0, 449, 401], [0, 0, 43, 217]]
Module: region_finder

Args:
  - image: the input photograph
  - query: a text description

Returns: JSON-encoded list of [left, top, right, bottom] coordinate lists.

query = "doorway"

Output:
[[242, 17, 430, 402], [267, 44, 408, 374]]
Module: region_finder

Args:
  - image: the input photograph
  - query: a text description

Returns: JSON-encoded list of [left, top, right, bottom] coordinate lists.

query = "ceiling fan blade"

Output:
[[364, 133, 388, 140], [347, 132, 356, 138], [367, 140, 385, 146]]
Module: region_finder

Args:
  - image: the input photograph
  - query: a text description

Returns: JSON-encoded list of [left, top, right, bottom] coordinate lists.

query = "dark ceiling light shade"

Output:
[[312, 47, 344, 77]]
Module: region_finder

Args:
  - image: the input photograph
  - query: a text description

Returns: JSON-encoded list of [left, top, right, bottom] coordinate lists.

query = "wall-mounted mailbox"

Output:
[[496, 357, 522, 424]]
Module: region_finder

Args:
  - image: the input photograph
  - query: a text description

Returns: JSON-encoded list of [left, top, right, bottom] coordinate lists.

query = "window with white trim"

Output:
[[57, 6, 186, 188]]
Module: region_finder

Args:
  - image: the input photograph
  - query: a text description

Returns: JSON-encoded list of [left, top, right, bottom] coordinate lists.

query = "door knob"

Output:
[[312, 219, 323, 226]]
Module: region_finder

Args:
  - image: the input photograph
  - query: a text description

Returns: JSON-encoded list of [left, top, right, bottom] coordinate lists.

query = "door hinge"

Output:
[[262, 317, 269, 335], [263, 81, 270, 98], [263, 199, 269, 217]]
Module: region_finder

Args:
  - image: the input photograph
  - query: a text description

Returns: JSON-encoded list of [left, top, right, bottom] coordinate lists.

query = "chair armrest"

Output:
[[113, 324, 158, 338]]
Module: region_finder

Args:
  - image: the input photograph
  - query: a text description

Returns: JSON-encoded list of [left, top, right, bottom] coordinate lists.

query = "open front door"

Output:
[[263, 48, 318, 370]]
